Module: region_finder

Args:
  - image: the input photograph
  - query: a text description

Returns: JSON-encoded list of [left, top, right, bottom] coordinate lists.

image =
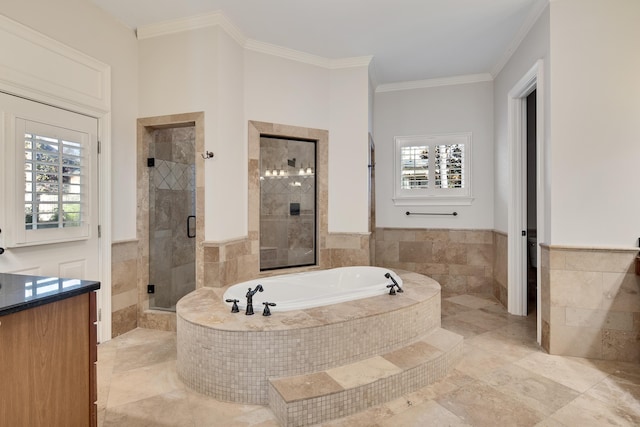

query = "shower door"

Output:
[[148, 126, 196, 310], [260, 136, 316, 270]]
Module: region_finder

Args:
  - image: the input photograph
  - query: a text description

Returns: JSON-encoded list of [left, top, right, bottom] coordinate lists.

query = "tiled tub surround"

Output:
[[375, 228, 495, 295], [540, 245, 640, 362], [202, 233, 372, 289], [177, 270, 460, 416]]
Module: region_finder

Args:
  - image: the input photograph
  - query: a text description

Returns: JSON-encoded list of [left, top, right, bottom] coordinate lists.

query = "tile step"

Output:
[[267, 327, 463, 427]]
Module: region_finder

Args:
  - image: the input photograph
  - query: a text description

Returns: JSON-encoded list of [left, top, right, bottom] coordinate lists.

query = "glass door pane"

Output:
[[260, 136, 316, 270]]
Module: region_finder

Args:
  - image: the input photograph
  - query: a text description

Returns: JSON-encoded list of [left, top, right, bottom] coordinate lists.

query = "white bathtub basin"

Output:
[[222, 266, 403, 312]]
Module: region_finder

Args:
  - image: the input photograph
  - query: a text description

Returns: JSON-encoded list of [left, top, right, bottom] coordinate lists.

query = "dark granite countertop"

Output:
[[0, 273, 100, 316]]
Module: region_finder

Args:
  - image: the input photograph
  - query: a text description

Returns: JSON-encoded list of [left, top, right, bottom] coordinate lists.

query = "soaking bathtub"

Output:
[[222, 266, 403, 312]]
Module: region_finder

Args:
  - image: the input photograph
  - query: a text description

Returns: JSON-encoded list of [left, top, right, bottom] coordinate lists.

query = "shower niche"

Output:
[[260, 135, 316, 270]]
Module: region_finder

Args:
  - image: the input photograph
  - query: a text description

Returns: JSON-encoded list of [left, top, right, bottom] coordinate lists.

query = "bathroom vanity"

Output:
[[0, 273, 100, 426]]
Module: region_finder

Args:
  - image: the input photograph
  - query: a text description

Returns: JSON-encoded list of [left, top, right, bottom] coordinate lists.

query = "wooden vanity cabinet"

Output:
[[0, 291, 98, 427]]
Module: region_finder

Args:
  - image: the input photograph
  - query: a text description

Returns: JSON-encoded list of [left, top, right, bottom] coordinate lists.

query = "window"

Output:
[[393, 133, 472, 205], [10, 118, 92, 245], [25, 132, 83, 230]]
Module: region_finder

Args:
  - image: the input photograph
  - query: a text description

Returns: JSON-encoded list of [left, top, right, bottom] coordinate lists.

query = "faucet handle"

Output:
[[386, 284, 396, 295], [262, 302, 276, 316], [225, 299, 240, 313]]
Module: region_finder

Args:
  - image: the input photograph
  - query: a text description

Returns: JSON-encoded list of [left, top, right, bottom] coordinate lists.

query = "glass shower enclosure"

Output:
[[260, 136, 316, 270], [148, 125, 196, 310]]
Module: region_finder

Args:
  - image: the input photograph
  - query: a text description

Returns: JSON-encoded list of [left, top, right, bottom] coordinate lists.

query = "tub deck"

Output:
[[180, 269, 430, 333]]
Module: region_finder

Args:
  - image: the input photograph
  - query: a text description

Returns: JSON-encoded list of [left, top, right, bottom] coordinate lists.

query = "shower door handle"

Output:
[[187, 215, 196, 238]]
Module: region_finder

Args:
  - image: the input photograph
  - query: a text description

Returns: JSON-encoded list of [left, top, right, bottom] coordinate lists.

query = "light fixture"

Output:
[[306, 165, 313, 175], [265, 168, 271, 177], [299, 166, 305, 175]]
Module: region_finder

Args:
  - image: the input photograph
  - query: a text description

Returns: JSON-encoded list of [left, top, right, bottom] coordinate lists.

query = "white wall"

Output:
[[374, 81, 494, 229], [329, 66, 370, 233], [139, 26, 249, 242], [213, 30, 245, 241], [244, 51, 330, 130], [138, 27, 219, 119], [139, 32, 371, 240], [2, 0, 139, 241], [245, 51, 371, 233], [549, 0, 640, 247], [493, 6, 550, 238]]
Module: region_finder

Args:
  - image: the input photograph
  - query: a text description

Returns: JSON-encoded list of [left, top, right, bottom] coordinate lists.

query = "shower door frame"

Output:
[[136, 112, 205, 319], [248, 120, 330, 276], [258, 135, 318, 271]]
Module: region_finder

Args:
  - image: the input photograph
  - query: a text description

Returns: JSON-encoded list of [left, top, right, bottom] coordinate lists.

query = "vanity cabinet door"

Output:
[[0, 293, 95, 426]]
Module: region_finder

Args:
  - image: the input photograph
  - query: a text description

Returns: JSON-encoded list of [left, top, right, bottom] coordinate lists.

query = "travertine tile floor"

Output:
[[98, 293, 640, 426]]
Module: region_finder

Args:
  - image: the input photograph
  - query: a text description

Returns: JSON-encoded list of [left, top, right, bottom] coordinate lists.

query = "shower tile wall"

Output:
[[149, 127, 196, 309], [260, 138, 315, 269]]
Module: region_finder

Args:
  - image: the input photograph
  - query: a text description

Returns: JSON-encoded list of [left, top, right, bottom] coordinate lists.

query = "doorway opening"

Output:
[[507, 60, 544, 343], [526, 90, 537, 315], [368, 134, 376, 265]]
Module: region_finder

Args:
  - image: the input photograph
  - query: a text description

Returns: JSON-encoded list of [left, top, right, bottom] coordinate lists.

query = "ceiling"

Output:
[[89, 0, 544, 85]]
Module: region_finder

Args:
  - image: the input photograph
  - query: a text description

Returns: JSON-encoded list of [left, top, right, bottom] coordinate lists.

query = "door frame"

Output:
[[507, 60, 544, 343], [0, 15, 112, 341]]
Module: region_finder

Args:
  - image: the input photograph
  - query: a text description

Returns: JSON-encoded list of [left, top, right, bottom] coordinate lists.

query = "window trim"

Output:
[[393, 132, 473, 206]]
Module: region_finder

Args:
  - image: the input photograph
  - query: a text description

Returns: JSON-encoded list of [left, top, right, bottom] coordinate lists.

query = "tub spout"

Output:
[[384, 272, 403, 295], [245, 285, 264, 315]]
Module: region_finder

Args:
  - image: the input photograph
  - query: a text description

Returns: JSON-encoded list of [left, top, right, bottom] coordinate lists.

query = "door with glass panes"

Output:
[[0, 93, 99, 281]]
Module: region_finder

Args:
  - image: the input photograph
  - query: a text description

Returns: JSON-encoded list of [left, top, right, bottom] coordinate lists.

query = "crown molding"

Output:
[[244, 39, 331, 68], [328, 56, 373, 69], [376, 73, 493, 93], [368, 60, 379, 89], [136, 11, 246, 46], [490, 0, 549, 78], [137, 11, 371, 71]]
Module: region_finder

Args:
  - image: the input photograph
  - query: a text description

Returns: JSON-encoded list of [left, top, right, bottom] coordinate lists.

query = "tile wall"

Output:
[[201, 233, 371, 288], [541, 245, 640, 362], [375, 228, 495, 295], [493, 231, 508, 307], [111, 240, 138, 337]]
